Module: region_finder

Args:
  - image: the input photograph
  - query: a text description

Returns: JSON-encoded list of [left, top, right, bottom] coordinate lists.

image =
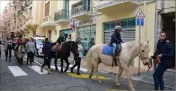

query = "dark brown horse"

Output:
[[50, 40, 80, 74]]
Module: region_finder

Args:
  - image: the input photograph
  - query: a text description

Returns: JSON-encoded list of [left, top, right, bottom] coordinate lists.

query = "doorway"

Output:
[[161, 12, 175, 69]]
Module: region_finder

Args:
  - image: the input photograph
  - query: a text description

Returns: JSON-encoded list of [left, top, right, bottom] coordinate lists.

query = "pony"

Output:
[[86, 41, 152, 91], [50, 39, 80, 74], [15, 44, 25, 65]]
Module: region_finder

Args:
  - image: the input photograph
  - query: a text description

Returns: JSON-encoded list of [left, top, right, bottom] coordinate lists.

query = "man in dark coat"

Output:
[[41, 38, 52, 73], [152, 32, 174, 90]]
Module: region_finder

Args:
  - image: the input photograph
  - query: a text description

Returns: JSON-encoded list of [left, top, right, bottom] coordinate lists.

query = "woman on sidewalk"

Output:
[[152, 32, 174, 90], [41, 38, 52, 74], [26, 38, 37, 66]]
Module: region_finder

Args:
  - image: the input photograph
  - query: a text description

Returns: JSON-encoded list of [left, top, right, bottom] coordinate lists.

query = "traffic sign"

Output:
[[136, 8, 145, 18], [136, 18, 144, 26]]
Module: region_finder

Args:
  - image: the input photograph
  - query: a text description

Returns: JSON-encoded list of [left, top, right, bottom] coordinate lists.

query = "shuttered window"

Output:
[[45, 2, 50, 17]]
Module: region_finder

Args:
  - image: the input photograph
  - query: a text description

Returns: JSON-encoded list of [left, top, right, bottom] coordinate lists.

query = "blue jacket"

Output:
[[111, 31, 123, 45], [43, 42, 52, 57], [155, 39, 174, 67]]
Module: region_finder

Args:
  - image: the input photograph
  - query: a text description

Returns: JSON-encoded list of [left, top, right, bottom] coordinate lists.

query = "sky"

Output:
[[0, 1, 9, 13]]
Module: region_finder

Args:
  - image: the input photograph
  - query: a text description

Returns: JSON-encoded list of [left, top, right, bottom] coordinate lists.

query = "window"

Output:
[[103, 18, 136, 31], [127, 18, 135, 28], [45, 1, 50, 17], [77, 25, 96, 56]]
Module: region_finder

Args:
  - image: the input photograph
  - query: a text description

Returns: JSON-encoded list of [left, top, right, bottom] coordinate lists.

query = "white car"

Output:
[[33, 37, 45, 56]]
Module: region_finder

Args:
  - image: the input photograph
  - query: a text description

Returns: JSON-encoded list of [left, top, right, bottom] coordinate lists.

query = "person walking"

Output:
[[4, 37, 13, 62], [41, 38, 52, 74], [26, 37, 37, 66], [152, 32, 174, 90]]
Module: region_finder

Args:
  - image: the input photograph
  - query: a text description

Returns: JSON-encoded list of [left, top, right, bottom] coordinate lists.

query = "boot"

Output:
[[48, 68, 51, 74]]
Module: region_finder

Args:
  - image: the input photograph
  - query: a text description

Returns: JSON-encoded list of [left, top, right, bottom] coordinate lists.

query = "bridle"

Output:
[[138, 41, 152, 72]]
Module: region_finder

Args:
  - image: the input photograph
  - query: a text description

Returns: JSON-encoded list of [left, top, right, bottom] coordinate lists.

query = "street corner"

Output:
[[66, 72, 110, 80]]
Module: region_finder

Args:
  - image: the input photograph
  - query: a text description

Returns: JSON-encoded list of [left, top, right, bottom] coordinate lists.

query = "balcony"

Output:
[[71, 1, 93, 20], [54, 9, 69, 24], [41, 16, 57, 27], [94, 0, 142, 13]]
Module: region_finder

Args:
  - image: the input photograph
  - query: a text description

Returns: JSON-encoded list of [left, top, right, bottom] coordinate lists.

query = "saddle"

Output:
[[51, 43, 62, 52], [102, 44, 122, 66]]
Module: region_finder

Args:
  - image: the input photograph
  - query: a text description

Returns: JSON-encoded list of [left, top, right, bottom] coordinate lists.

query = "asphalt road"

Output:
[[0, 52, 175, 91]]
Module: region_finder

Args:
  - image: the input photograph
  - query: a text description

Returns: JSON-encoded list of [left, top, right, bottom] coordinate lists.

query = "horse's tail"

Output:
[[86, 49, 93, 73]]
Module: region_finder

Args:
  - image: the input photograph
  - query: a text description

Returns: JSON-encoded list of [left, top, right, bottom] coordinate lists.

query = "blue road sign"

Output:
[[136, 18, 144, 26]]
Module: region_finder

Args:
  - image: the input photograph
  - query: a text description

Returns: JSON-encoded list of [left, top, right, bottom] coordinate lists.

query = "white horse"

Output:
[[86, 41, 152, 91]]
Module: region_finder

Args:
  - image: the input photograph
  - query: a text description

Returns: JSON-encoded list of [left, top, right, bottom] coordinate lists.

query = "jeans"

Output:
[[112, 43, 117, 56], [153, 64, 168, 90], [42, 56, 51, 68]]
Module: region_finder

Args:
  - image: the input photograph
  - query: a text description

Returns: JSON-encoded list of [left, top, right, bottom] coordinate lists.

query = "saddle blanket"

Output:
[[102, 44, 121, 56], [102, 45, 113, 56]]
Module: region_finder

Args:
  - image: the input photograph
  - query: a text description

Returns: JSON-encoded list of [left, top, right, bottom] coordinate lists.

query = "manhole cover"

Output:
[[65, 86, 89, 91]]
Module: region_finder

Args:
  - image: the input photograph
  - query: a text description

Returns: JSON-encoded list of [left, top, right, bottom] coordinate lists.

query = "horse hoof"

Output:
[[77, 73, 81, 75], [89, 75, 92, 79], [130, 87, 136, 91], [98, 80, 102, 84], [116, 83, 121, 86]]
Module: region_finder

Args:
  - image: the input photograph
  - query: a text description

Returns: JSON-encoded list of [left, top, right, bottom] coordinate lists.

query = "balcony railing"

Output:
[[71, 1, 90, 16], [42, 16, 54, 23], [54, 9, 69, 21]]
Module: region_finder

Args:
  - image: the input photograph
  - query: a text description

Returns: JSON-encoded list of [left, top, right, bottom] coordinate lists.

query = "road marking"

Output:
[[8, 66, 28, 77], [67, 73, 110, 80], [29, 66, 48, 74]]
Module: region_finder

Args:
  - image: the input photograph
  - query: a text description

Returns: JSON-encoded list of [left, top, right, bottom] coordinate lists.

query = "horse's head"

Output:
[[68, 41, 79, 57], [138, 41, 152, 69]]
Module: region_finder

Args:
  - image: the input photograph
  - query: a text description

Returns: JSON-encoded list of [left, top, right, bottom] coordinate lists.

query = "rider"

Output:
[[111, 21, 123, 59]]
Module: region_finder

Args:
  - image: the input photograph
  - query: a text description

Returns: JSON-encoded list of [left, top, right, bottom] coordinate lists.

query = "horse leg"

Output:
[[71, 61, 77, 73], [121, 63, 135, 91], [60, 58, 64, 73], [76, 57, 81, 75], [116, 67, 123, 86], [89, 65, 94, 79], [64, 58, 70, 72], [54, 56, 58, 71], [93, 58, 101, 83]]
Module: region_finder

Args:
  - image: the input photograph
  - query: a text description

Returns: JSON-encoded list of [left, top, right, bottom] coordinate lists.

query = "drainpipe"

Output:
[[154, 0, 164, 50]]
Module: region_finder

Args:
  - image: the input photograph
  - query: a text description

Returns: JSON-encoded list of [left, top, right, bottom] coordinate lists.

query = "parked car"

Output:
[[33, 37, 45, 56]]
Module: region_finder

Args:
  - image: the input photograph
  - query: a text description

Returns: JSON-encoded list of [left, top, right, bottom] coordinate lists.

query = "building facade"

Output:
[[2, 0, 175, 69]]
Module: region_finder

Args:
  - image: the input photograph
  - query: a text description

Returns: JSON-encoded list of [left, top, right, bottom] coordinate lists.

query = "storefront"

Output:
[[77, 25, 96, 56]]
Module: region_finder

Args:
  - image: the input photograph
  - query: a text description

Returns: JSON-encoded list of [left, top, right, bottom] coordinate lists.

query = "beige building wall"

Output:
[[95, 1, 156, 69]]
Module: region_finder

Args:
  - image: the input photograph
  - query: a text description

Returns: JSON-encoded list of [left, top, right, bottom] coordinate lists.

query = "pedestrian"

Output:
[[4, 36, 13, 62], [41, 38, 52, 74], [76, 37, 83, 58], [152, 31, 174, 90], [26, 37, 37, 66]]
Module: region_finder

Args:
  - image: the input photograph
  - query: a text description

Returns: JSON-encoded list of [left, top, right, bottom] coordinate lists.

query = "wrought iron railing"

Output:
[[71, 1, 89, 16], [54, 9, 69, 21]]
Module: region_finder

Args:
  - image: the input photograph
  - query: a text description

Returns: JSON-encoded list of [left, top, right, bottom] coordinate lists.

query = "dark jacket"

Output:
[[43, 42, 52, 57], [154, 39, 174, 67], [110, 31, 123, 45]]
